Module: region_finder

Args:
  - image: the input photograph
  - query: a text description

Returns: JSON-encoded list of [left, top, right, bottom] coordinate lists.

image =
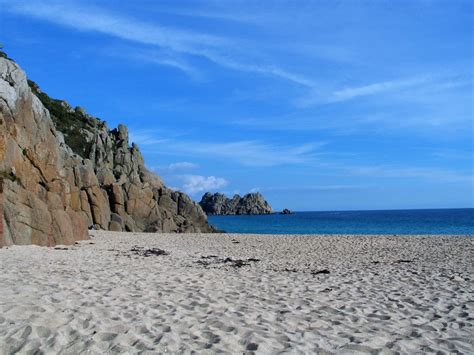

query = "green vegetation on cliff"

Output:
[[0, 45, 14, 61], [27, 80, 98, 158]]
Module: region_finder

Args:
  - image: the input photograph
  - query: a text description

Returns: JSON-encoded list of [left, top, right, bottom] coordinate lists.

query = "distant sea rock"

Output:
[[0, 52, 214, 246], [280, 209, 293, 215], [199, 192, 273, 215]]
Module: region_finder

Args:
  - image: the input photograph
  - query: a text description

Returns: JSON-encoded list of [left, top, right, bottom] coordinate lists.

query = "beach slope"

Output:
[[0, 232, 472, 353]]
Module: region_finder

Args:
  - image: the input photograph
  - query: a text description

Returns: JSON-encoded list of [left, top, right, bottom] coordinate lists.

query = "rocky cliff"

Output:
[[199, 192, 273, 215], [0, 54, 213, 246]]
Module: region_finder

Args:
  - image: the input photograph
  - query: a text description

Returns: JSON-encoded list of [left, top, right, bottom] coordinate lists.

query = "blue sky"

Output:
[[1, 0, 472, 210]]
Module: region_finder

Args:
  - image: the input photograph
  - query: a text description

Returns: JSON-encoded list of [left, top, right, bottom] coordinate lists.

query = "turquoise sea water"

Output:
[[208, 208, 474, 235]]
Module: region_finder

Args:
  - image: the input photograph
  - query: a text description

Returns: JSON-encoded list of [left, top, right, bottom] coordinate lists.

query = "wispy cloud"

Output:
[[209, 57, 315, 87], [228, 110, 468, 134], [264, 185, 363, 192], [123, 48, 201, 78], [158, 5, 270, 25], [167, 161, 198, 171], [345, 165, 473, 184], [165, 140, 324, 167], [4, 0, 314, 86], [4, 1, 226, 50], [180, 175, 228, 195], [151, 161, 199, 174], [4, 0, 472, 209], [295, 72, 471, 109], [432, 149, 473, 161], [129, 128, 323, 167], [129, 130, 169, 145], [330, 76, 429, 102], [296, 75, 431, 106]]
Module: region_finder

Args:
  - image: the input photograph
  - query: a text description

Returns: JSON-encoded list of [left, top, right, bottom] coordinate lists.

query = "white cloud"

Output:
[[181, 175, 228, 195]]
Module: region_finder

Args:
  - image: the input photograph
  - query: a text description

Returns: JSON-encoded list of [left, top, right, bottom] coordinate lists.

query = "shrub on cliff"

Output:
[[27, 79, 95, 158]]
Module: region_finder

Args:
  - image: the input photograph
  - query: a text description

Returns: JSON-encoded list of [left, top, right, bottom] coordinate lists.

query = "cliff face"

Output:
[[0, 55, 213, 246], [199, 192, 273, 215]]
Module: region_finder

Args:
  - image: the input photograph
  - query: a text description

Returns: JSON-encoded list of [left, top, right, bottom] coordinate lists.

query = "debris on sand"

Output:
[[197, 256, 260, 268], [394, 259, 414, 264], [311, 269, 330, 275], [130, 246, 169, 257]]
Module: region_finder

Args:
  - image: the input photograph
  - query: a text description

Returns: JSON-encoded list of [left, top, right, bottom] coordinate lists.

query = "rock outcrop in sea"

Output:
[[199, 192, 273, 215], [0, 53, 214, 246]]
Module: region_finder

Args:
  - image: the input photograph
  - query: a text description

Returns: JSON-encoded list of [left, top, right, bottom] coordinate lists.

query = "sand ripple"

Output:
[[0, 232, 472, 353]]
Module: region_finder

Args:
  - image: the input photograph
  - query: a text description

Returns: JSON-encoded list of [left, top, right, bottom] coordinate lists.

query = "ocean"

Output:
[[207, 208, 474, 235]]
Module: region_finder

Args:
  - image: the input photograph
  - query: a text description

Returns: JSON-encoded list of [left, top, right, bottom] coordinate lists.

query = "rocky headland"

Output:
[[0, 52, 214, 246], [199, 192, 272, 215]]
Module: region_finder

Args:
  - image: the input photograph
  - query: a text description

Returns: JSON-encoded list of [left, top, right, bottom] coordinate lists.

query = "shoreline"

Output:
[[1, 232, 472, 353]]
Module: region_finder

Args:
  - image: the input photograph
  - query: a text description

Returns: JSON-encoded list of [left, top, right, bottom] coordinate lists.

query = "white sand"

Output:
[[0, 232, 472, 354]]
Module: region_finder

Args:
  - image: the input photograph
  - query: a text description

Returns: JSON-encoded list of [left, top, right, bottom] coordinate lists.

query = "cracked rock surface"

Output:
[[199, 192, 273, 215], [0, 55, 213, 246]]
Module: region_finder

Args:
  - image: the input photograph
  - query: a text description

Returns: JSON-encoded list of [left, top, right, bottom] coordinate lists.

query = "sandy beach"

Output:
[[0, 232, 472, 354]]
